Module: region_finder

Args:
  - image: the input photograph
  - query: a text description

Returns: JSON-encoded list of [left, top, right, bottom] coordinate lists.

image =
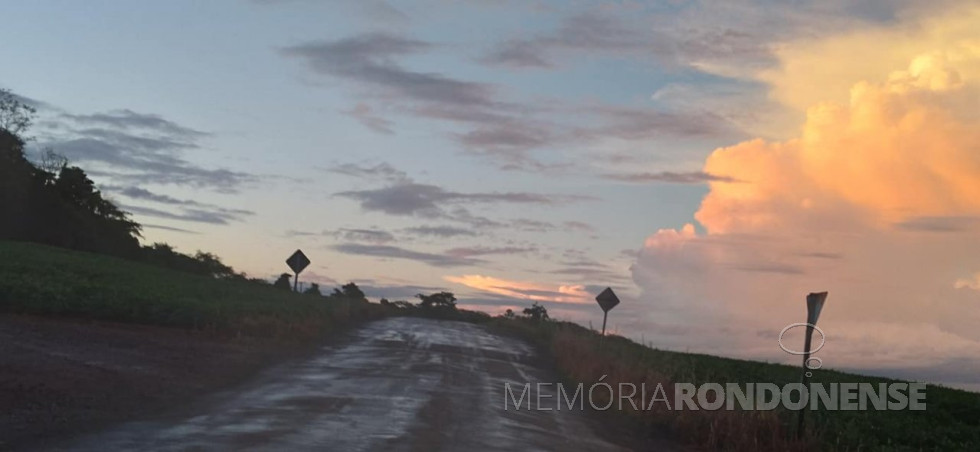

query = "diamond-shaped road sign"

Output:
[[286, 249, 310, 275], [595, 287, 620, 313]]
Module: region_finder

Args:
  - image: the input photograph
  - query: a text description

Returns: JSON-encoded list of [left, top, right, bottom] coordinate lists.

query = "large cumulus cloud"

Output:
[[631, 5, 980, 383]]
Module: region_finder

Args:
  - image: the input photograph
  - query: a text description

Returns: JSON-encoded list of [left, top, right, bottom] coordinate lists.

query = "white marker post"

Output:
[[798, 291, 828, 438]]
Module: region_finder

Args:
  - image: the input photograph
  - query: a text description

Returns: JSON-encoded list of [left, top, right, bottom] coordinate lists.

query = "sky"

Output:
[[2, 0, 979, 389]]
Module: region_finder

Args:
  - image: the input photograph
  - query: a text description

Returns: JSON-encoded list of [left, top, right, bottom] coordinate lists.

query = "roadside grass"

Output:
[[0, 241, 386, 340], [492, 318, 980, 451]]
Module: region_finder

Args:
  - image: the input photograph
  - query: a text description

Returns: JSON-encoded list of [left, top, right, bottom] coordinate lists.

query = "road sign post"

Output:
[[595, 287, 620, 337], [286, 250, 311, 292], [797, 291, 828, 439]]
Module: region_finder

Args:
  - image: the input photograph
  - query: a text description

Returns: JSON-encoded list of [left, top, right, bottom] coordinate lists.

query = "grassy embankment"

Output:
[[492, 319, 980, 451], [0, 240, 386, 340]]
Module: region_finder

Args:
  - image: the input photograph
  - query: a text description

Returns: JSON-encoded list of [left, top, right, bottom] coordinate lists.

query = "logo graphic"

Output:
[[778, 323, 825, 377]]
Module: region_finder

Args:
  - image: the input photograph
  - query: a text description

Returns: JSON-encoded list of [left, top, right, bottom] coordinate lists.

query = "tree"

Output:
[[503, 309, 515, 319], [303, 283, 321, 296], [192, 251, 236, 279], [331, 282, 366, 301], [416, 291, 457, 311], [391, 300, 415, 309], [273, 273, 293, 291], [0, 88, 36, 137], [522, 302, 549, 322]]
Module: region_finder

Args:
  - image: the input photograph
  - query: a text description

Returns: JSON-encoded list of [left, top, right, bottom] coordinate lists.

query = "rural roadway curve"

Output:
[[57, 317, 666, 451]]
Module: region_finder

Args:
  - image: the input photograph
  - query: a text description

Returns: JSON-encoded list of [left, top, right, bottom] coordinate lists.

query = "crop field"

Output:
[[493, 319, 980, 451], [0, 241, 383, 340]]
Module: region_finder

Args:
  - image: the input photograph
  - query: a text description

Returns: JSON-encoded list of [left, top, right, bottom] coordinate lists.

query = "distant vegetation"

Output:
[[492, 316, 980, 452], [0, 241, 387, 339]]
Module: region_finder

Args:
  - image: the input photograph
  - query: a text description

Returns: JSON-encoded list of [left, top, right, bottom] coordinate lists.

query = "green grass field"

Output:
[[492, 319, 980, 451], [0, 240, 384, 339]]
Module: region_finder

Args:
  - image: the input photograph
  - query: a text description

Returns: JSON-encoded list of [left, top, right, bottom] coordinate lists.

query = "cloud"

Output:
[[551, 265, 631, 284], [141, 224, 199, 235], [328, 228, 396, 244], [577, 104, 734, 141], [35, 108, 254, 191], [445, 274, 591, 304], [102, 186, 254, 225], [479, 39, 553, 69], [283, 31, 738, 170], [402, 225, 477, 238], [893, 216, 980, 233], [603, 170, 739, 184], [444, 246, 536, 258], [60, 109, 207, 140], [284, 226, 397, 243], [342, 103, 395, 135], [282, 33, 495, 108], [332, 243, 483, 267], [954, 273, 980, 292], [325, 161, 409, 183], [631, 6, 980, 372], [120, 204, 251, 225], [479, 11, 651, 69], [335, 181, 591, 216], [562, 221, 595, 233]]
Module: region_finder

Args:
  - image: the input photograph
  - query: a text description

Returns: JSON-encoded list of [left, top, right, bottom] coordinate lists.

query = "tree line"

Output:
[[0, 89, 274, 284]]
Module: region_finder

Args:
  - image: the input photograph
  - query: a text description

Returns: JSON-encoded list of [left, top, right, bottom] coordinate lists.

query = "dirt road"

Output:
[[52, 317, 654, 451]]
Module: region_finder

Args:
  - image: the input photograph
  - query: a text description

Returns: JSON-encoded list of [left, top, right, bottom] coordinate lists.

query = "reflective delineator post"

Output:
[[798, 291, 828, 439]]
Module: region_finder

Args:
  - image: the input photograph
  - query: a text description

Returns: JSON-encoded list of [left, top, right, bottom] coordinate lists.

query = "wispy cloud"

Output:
[[325, 162, 409, 183], [36, 107, 254, 191], [603, 170, 739, 184], [335, 181, 592, 217], [894, 216, 980, 233], [342, 103, 395, 135], [332, 243, 483, 267], [328, 227, 396, 244], [120, 204, 252, 225], [445, 274, 591, 304], [282, 33, 495, 108], [402, 225, 477, 238], [444, 246, 537, 258], [104, 185, 254, 225]]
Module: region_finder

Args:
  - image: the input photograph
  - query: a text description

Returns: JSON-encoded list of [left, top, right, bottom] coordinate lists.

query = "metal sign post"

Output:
[[595, 287, 620, 336], [798, 291, 828, 439], [286, 250, 311, 292]]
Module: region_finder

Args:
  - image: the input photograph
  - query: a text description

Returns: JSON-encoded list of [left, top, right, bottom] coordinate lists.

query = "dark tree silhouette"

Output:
[[331, 282, 366, 301], [0, 88, 259, 283], [303, 283, 321, 296], [0, 88, 36, 136], [1, 130, 141, 256], [416, 292, 457, 311], [391, 300, 415, 309], [523, 302, 549, 322], [273, 273, 293, 291]]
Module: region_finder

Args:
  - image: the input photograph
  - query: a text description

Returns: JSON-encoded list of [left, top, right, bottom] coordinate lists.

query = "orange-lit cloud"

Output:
[[631, 3, 980, 373], [444, 274, 591, 304]]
